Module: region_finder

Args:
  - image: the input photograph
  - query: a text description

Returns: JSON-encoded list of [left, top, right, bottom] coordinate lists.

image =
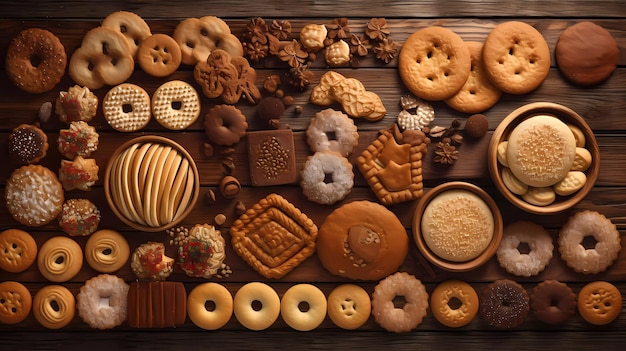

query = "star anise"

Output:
[[434, 142, 459, 165], [269, 20, 292, 40], [285, 65, 315, 90], [326, 17, 350, 39], [366, 18, 391, 41], [278, 39, 308, 68], [374, 38, 398, 63], [244, 17, 269, 44], [243, 41, 269, 62], [350, 33, 370, 57]]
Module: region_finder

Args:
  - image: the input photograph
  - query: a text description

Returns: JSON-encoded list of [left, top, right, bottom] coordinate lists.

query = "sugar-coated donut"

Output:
[[76, 274, 129, 330], [479, 279, 529, 329], [530, 280, 576, 325], [37, 236, 83, 282], [327, 284, 371, 330], [558, 210, 621, 274], [234, 282, 280, 331], [188, 282, 233, 330], [577, 281, 622, 325], [85, 229, 130, 273], [280, 284, 327, 331], [0, 281, 32, 324], [430, 280, 479, 328], [0, 228, 37, 273], [306, 108, 359, 157], [5, 28, 67, 93], [496, 221, 553, 277], [300, 151, 354, 205], [371, 272, 429, 333], [33, 285, 76, 329]]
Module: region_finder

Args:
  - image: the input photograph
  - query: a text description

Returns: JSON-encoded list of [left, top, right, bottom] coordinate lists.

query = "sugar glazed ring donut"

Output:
[[204, 105, 248, 146], [0, 281, 32, 324], [102, 11, 152, 59], [496, 221, 553, 277], [85, 229, 130, 273], [77, 274, 129, 330], [0, 229, 38, 273], [187, 282, 233, 330], [280, 284, 327, 331], [430, 280, 479, 328], [138, 34, 182, 77], [530, 280, 576, 325], [33, 285, 76, 329], [479, 279, 529, 329], [306, 108, 359, 157], [152, 80, 201, 130], [371, 272, 429, 333], [577, 281, 622, 325], [37, 236, 83, 283], [300, 151, 354, 205], [327, 284, 371, 330], [233, 282, 280, 331], [103, 83, 151, 132], [5, 28, 67, 93], [558, 210, 621, 274], [398, 26, 471, 101]]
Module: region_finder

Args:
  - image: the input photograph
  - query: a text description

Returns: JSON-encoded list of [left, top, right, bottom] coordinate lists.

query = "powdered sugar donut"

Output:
[[371, 272, 429, 332], [300, 151, 354, 205], [496, 221, 553, 277], [306, 108, 358, 157], [77, 274, 129, 330]]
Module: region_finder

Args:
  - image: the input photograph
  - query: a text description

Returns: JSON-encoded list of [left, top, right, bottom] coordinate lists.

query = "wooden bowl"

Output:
[[487, 102, 600, 215], [412, 181, 503, 272], [104, 136, 200, 232]]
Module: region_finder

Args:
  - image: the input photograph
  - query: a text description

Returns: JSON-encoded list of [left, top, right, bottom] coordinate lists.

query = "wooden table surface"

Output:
[[1, 1, 626, 349]]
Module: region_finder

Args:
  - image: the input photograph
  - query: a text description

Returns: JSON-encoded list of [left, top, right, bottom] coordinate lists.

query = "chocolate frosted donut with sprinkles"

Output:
[[480, 279, 529, 329]]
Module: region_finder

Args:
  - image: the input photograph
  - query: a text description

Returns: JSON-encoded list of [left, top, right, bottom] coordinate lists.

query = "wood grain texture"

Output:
[[0, 1, 625, 348]]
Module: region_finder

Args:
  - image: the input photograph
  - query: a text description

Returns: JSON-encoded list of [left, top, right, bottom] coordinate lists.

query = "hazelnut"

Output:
[[214, 213, 227, 226], [275, 89, 285, 99], [235, 201, 246, 215], [219, 176, 241, 199], [451, 133, 464, 145], [294, 105, 303, 114], [38, 101, 52, 123], [281, 95, 294, 106], [269, 119, 281, 129], [221, 159, 235, 175], [464, 114, 489, 138], [202, 142, 214, 158], [205, 189, 216, 204]]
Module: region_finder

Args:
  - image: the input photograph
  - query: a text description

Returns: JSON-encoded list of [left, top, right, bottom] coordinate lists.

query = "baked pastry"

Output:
[[58, 198, 101, 236], [59, 156, 99, 191], [137, 34, 181, 77], [8, 124, 49, 164], [33, 285, 75, 329], [57, 121, 99, 159], [102, 11, 151, 59], [152, 80, 200, 130], [317, 200, 408, 280], [204, 104, 248, 146], [577, 281, 622, 325], [327, 284, 371, 330], [0, 229, 37, 273], [431, 280, 479, 328], [306, 108, 359, 157], [280, 284, 327, 331], [230, 193, 318, 279], [187, 282, 232, 330], [479, 279, 529, 329], [5, 165, 64, 227], [247, 129, 298, 186], [496, 221, 553, 277], [300, 151, 354, 205], [127, 281, 187, 328], [85, 229, 130, 273], [0, 281, 32, 324], [55, 85, 98, 123], [371, 272, 429, 332], [131, 242, 174, 281], [77, 274, 129, 330], [103, 83, 151, 132], [38, 236, 83, 282], [530, 280, 576, 325], [176, 224, 227, 279], [233, 282, 280, 331]]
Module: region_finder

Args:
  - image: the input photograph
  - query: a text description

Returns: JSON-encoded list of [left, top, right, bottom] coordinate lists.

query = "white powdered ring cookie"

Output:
[[553, 171, 586, 196], [103, 83, 151, 132], [152, 80, 201, 130], [306, 108, 359, 157], [501, 167, 528, 195], [76, 274, 129, 330], [496, 221, 553, 277], [506, 115, 576, 187], [300, 151, 354, 205], [522, 187, 556, 206]]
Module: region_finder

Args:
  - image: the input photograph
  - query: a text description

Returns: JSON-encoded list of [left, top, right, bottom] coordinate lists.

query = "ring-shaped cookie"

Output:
[[137, 34, 181, 77], [76, 274, 129, 330], [103, 83, 151, 132], [300, 151, 354, 205], [280, 284, 327, 331], [327, 284, 371, 330], [85, 229, 130, 273], [187, 282, 233, 330], [530, 280, 576, 325], [496, 221, 553, 277], [430, 280, 479, 328], [371, 272, 429, 333], [306, 108, 359, 157], [234, 282, 280, 331], [102, 11, 152, 58], [33, 285, 76, 329], [152, 80, 200, 130], [398, 26, 471, 101], [479, 279, 529, 329], [577, 281, 622, 325], [0, 228, 38, 273], [38, 236, 83, 282], [0, 281, 32, 324], [203, 105, 248, 146]]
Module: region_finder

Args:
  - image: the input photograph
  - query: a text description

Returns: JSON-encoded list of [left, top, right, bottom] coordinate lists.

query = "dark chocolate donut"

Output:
[[8, 124, 49, 164], [530, 280, 576, 325], [479, 279, 529, 329]]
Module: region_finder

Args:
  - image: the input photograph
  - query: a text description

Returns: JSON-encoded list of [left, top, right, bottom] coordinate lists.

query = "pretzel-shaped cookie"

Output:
[[174, 16, 243, 65]]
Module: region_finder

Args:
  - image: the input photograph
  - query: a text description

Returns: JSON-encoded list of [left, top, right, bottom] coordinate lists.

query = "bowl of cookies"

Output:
[[104, 135, 200, 232], [413, 181, 503, 272], [487, 102, 600, 215]]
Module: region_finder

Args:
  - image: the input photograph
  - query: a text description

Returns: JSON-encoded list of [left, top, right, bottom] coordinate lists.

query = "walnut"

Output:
[[434, 142, 459, 165], [270, 20, 292, 40], [350, 34, 370, 57], [366, 18, 391, 41], [278, 39, 308, 68], [374, 38, 398, 63], [326, 17, 350, 39], [324, 40, 350, 67]]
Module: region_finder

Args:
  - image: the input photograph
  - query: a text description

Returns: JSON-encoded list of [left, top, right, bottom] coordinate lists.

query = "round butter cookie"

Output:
[[482, 21, 550, 94], [0, 281, 32, 324], [102, 11, 152, 59], [506, 115, 576, 187], [399, 26, 471, 101], [0, 229, 38, 273], [152, 80, 200, 130], [103, 83, 151, 132]]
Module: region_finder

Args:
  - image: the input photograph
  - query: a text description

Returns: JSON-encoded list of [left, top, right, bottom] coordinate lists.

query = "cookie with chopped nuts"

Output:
[[247, 129, 297, 186]]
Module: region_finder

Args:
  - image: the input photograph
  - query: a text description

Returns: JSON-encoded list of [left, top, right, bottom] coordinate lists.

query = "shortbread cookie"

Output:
[[399, 26, 471, 101], [152, 80, 200, 130], [0, 229, 37, 273], [482, 21, 550, 94], [173, 16, 243, 65], [444, 41, 502, 113], [5, 165, 64, 226], [59, 156, 99, 191], [103, 83, 151, 132], [0, 281, 32, 324], [230, 193, 318, 279], [102, 11, 152, 59], [137, 34, 181, 77]]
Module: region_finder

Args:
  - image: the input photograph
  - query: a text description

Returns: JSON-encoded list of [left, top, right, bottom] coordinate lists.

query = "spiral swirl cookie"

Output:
[[5, 165, 64, 227], [37, 236, 83, 282], [33, 285, 76, 329], [85, 229, 130, 273]]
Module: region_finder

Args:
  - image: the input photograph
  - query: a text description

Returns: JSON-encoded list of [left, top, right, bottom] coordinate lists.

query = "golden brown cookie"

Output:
[[152, 80, 200, 130], [85, 229, 130, 273], [33, 285, 75, 329], [577, 281, 622, 325], [0, 229, 37, 273], [59, 156, 99, 191], [327, 284, 371, 330], [430, 280, 479, 328], [137, 34, 181, 77], [482, 21, 550, 94], [102, 11, 152, 59], [37, 236, 83, 282], [0, 281, 32, 324], [399, 26, 471, 101], [444, 41, 502, 113], [173, 16, 243, 65], [230, 193, 318, 279], [103, 83, 151, 132]]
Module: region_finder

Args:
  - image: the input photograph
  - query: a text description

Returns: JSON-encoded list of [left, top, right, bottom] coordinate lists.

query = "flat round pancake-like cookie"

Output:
[[444, 42, 502, 113], [555, 22, 619, 86], [482, 21, 550, 94], [506, 115, 576, 187], [399, 26, 471, 101]]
